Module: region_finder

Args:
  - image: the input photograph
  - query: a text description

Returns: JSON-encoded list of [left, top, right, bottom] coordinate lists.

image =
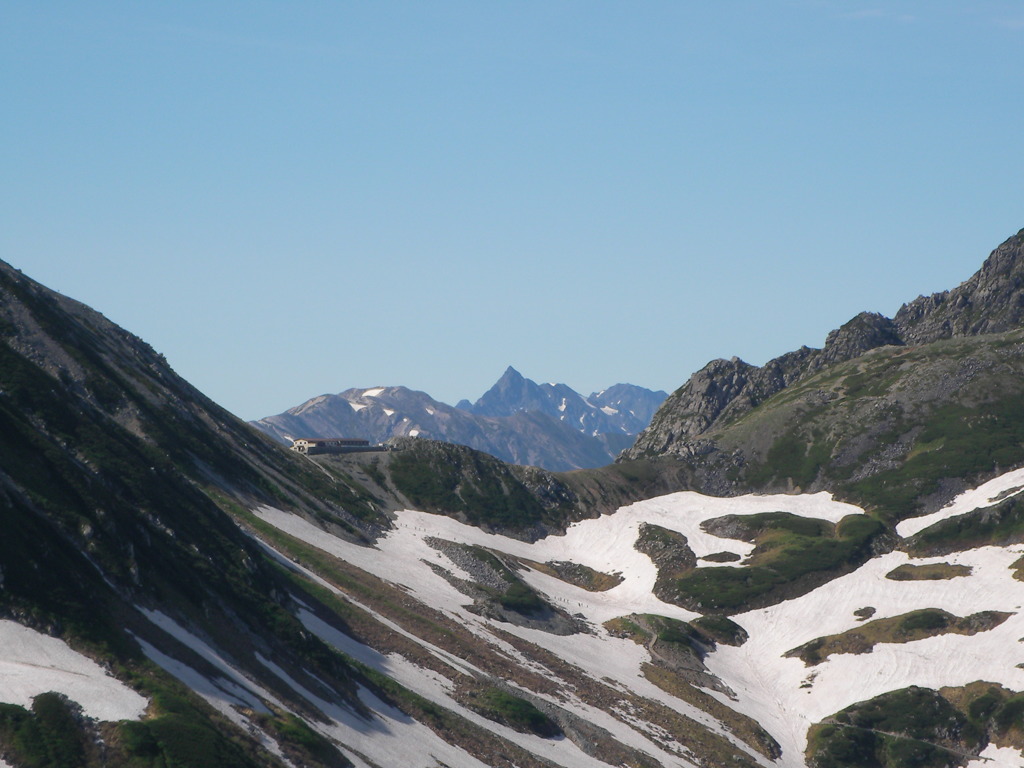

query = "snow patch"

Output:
[[971, 743, 1024, 767], [601, 406, 619, 415], [0, 620, 147, 721], [292, 395, 329, 415], [897, 466, 1024, 538], [409, 429, 421, 437], [363, 387, 385, 398], [708, 544, 1024, 762], [139, 607, 487, 768], [349, 401, 367, 412], [134, 635, 272, 718], [383, 408, 395, 417], [255, 651, 506, 768], [252, 479, 1024, 768], [138, 609, 278, 715], [253, 507, 717, 765]]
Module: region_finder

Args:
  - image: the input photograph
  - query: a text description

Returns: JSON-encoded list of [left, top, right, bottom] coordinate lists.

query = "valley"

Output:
[[3, 229, 1024, 767]]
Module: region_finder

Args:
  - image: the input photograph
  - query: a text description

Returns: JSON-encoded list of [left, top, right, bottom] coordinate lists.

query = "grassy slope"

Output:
[[807, 683, 1024, 768], [713, 332, 1024, 522], [0, 267, 406, 767]]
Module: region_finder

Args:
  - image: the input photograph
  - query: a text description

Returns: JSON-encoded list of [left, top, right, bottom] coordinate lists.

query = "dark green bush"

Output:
[[388, 445, 555, 531], [899, 610, 950, 634], [473, 689, 561, 738], [810, 686, 983, 768], [499, 582, 546, 614], [146, 714, 251, 768], [116, 720, 161, 757], [0, 695, 87, 768], [908, 496, 1024, 555], [995, 694, 1024, 731], [691, 615, 748, 646]]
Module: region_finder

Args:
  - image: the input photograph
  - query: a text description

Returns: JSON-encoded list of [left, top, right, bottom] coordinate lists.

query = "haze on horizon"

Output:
[[2, 2, 1022, 419]]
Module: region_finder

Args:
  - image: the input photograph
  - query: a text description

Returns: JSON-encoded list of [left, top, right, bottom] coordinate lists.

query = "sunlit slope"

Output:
[[243, 468, 1024, 767]]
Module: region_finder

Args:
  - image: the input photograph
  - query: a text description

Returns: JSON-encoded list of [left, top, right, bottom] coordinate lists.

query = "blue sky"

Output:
[[3, 2, 1023, 420]]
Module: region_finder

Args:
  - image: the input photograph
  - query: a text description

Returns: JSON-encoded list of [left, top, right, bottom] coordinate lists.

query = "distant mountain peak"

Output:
[[252, 368, 667, 471], [460, 368, 667, 438]]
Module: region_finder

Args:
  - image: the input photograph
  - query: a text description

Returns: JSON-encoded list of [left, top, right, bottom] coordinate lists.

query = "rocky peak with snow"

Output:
[[251, 369, 666, 472], [461, 365, 667, 438]]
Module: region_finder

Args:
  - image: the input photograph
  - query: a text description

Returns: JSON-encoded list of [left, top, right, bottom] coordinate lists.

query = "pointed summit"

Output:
[[470, 366, 547, 418], [498, 365, 526, 384]]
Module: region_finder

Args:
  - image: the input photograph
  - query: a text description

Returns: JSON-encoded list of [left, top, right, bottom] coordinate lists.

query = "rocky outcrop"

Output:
[[818, 311, 903, 367], [895, 228, 1024, 343], [624, 229, 1024, 462]]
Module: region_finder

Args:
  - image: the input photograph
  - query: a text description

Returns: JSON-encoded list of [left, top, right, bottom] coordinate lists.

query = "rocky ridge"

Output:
[[624, 228, 1024, 463]]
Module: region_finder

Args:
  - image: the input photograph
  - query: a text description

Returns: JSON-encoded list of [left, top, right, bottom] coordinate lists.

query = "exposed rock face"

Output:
[[819, 311, 903, 367], [624, 229, 1024, 462], [895, 228, 1024, 343]]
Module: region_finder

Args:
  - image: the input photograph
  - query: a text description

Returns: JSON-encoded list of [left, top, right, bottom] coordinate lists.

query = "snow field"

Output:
[[254, 474, 1024, 768], [708, 544, 1024, 765], [255, 508, 724, 766], [288, 565, 640, 767], [972, 743, 1024, 767], [131, 634, 292, 764], [256, 496, 859, 765], [256, 651, 495, 768], [0, 619, 147, 722]]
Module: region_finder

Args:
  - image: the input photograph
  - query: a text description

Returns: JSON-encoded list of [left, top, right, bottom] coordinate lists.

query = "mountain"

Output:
[[624, 228, 1024, 474], [250, 371, 666, 472], [0, 256, 793, 768], [463, 366, 667, 437], [5, 228, 1024, 768]]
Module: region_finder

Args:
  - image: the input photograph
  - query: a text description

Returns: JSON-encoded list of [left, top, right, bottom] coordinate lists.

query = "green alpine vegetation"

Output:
[[809, 683, 1024, 768], [786, 609, 1011, 666], [465, 687, 562, 738], [382, 438, 576, 536], [649, 512, 886, 613]]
